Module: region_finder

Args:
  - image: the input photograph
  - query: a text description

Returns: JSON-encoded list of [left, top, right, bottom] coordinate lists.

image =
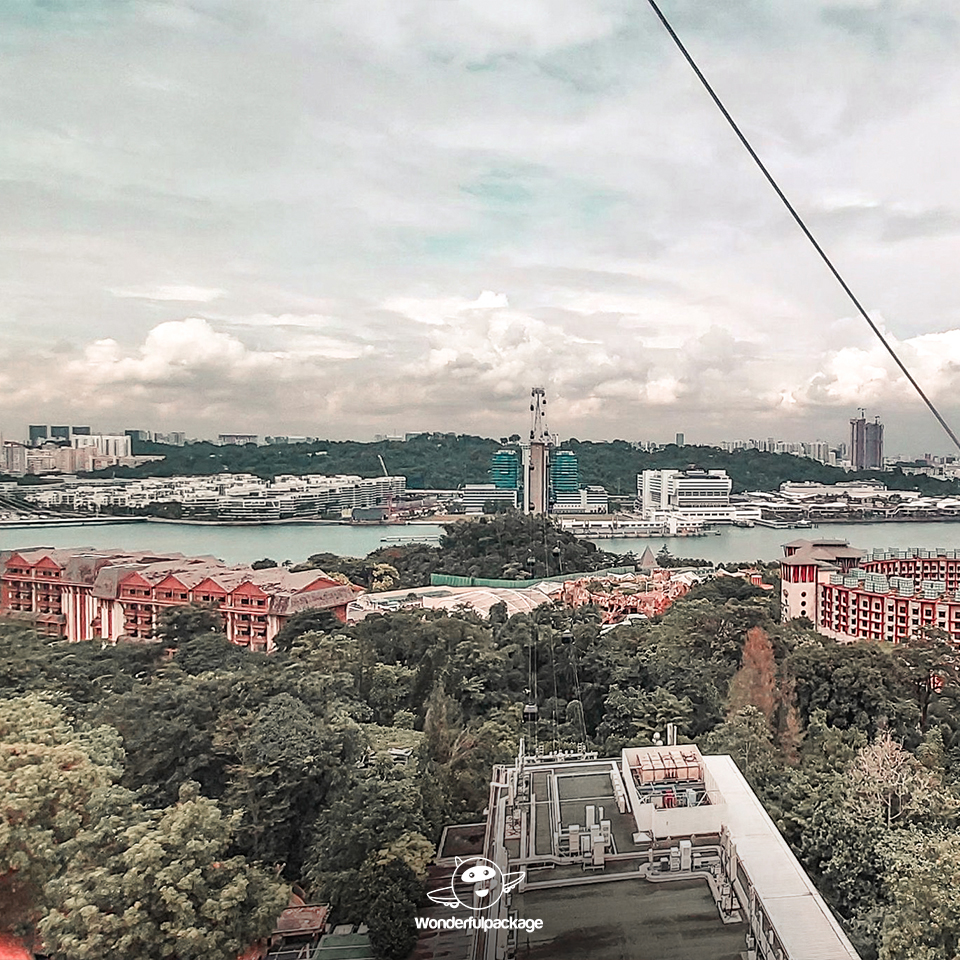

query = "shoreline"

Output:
[[0, 517, 146, 529], [7, 512, 960, 532], [0, 513, 462, 529], [810, 516, 960, 524], [142, 516, 341, 527]]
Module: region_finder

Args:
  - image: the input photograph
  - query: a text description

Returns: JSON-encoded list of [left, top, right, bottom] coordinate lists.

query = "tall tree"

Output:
[[156, 603, 223, 646], [0, 695, 122, 935], [223, 693, 357, 877], [879, 831, 960, 960], [40, 783, 287, 960], [700, 706, 778, 782], [726, 626, 777, 725], [893, 631, 960, 732], [849, 732, 958, 829]]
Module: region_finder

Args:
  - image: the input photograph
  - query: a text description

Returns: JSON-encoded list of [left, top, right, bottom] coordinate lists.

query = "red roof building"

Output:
[[781, 539, 960, 644], [0, 547, 360, 652]]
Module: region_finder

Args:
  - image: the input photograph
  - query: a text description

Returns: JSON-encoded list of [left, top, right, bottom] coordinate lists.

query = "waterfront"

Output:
[[592, 520, 960, 564], [0, 520, 447, 565], [5, 518, 960, 566]]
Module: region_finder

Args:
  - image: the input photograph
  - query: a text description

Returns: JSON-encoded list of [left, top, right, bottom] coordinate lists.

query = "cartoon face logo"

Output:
[[427, 856, 525, 912]]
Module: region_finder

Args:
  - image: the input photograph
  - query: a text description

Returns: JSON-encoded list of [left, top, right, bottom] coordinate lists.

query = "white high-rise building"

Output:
[[638, 469, 732, 512], [637, 469, 760, 525], [72, 434, 132, 458]]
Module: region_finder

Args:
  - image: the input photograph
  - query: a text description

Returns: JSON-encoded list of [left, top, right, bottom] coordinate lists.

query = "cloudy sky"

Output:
[[5, 0, 960, 454]]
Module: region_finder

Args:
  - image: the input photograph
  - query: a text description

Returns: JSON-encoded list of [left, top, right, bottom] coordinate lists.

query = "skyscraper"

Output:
[[850, 412, 883, 470], [489, 448, 521, 492], [549, 450, 579, 501]]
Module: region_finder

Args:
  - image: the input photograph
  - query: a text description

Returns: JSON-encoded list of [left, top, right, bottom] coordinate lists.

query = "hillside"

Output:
[[77, 435, 960, 498]]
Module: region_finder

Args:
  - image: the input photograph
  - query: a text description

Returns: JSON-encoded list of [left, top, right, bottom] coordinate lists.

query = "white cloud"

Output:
[[800, 327, 960, 406], [107, 285, 225, 302], [5, 1, 960, 450], [471, 290, 510, 308], [383, 291, 512, 325], [69, 318, 285, 386]]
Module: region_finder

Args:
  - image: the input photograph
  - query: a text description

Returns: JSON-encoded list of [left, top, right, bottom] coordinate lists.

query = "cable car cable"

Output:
[[568, 631, 588, 746], [548, 627, 561, 751], [645, 0, 960, 455]]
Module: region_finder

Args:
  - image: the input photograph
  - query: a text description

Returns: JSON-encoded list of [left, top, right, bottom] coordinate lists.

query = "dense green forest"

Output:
[[44, 434, 960, 497], [287, 514, 628, 589], [4, 534, 960, 958]]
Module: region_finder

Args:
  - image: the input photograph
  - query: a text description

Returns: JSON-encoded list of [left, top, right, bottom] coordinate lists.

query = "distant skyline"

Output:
[[5, 1, 960, 455], [10, 420, 924, 464]]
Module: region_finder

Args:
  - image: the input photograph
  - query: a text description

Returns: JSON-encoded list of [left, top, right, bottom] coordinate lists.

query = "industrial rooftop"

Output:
[[426, 744, 860, 960]]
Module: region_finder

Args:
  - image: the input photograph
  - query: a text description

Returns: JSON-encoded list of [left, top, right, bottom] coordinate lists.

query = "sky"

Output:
[[5, 0, 960, 455]]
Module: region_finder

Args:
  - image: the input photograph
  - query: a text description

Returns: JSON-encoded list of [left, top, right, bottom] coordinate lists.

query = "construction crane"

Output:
[[377, 453, 396, 519]]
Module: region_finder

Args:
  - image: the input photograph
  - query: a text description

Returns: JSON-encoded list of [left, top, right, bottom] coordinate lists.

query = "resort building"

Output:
[[0, 547, 357, 652], [780, 539, 960, 644]]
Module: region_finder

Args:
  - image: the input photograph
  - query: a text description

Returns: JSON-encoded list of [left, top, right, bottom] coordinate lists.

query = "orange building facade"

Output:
[[558, 568, 695, 623], [0, 547, 358, 652]]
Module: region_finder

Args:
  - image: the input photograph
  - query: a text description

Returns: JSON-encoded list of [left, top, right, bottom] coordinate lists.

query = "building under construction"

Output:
[[849, 410, 883, 470]]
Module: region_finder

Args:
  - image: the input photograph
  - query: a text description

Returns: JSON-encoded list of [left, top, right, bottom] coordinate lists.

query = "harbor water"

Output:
[[5, 519, 960, 566]]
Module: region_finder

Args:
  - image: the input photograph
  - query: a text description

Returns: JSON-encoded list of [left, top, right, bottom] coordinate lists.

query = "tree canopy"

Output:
[[3, 523, 960, 958]]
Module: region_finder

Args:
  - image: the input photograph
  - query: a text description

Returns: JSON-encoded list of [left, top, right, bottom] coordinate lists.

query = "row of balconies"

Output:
[[2, 569, 61, 579], [4, 591, 33, 601], [117, 592, 268, 608]]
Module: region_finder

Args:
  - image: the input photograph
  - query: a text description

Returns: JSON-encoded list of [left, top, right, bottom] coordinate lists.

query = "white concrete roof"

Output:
[[349, 583, 556, 619], [706, 756, 860, 960]]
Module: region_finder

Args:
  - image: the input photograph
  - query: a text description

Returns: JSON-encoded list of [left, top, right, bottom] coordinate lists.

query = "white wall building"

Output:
[[460, 484, 517, 515], [21, 472, 406, 520], [637, 469, 761, 525], [639, 469, 732, 511], [73, 434, 132, 458], [551, 485, 609, 515]]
